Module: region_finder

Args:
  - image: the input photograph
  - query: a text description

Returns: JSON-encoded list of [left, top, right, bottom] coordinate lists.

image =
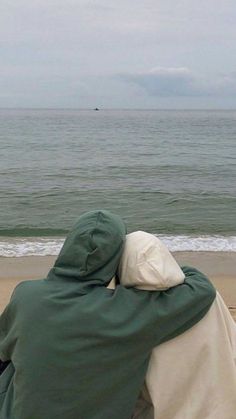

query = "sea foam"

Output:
[[0, 235, 236, 257]]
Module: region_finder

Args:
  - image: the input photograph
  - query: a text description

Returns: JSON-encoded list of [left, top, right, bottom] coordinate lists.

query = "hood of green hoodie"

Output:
[[48, 210, 126, 285]]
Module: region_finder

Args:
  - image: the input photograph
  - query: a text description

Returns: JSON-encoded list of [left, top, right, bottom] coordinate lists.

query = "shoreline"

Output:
[[0, 252, 236, 319]]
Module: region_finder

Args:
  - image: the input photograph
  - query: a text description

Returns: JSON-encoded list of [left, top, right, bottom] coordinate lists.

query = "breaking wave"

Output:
[[0, 235, 236, 257]]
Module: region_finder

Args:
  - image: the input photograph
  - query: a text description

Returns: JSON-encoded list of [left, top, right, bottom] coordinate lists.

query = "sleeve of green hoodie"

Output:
[[117, 265, 216, 347], [156, 265, 216, 344]]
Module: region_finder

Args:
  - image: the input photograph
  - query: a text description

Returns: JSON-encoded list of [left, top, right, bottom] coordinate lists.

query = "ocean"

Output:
[[0, 108, 236, 256]]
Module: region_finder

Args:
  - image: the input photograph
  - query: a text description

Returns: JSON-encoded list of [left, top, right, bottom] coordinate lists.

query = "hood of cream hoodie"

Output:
[[119, 231, 185, 290]]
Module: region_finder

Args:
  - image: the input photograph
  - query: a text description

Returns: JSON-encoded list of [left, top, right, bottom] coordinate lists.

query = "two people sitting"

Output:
[[0, 210, 235, 419]]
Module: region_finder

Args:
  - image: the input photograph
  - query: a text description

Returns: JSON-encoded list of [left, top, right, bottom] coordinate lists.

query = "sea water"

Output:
[[0, 109, 235, 256]]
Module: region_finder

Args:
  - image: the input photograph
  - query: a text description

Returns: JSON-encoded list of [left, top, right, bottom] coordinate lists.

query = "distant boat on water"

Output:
[[94, 107, 99, 111]]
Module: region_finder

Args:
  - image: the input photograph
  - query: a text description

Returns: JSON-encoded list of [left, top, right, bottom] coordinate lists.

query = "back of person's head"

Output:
[[49, 210, 126, 284], [119, 231, 185, 290]]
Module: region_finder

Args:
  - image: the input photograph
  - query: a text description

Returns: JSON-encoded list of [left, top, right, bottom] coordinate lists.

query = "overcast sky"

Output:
[[1, 0, 236, 108]]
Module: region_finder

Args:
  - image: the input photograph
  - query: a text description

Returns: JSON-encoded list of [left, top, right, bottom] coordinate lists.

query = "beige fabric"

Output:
[[119, 231, 236, 419], [119, 231, 185, 290], [107, 277, 116, 289], [139, 293, 236, 419]]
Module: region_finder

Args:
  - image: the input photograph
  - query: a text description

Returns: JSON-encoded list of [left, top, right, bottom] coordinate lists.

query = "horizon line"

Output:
[[0, 107, 236, 111]]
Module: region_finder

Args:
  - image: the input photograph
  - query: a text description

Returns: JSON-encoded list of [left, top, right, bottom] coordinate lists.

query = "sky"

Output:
[[1, 0, 236, 109]]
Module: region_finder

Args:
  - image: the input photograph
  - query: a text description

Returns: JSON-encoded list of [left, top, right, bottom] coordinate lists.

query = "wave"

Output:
[[158, 235, 236, 252], [0, 235, 236, 257]]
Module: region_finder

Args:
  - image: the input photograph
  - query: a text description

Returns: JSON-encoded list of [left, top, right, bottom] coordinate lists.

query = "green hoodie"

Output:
[[0, 210, 216, 419]]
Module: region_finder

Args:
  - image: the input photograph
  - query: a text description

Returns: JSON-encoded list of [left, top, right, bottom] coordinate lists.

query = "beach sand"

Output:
[[0, 252, 236, 320]]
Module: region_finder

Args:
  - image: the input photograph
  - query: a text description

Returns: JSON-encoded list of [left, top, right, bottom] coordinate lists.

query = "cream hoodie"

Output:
[[119, 231, 236, 419]]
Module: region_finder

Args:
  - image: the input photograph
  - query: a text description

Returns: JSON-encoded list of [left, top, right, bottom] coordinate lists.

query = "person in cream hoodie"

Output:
[[118, 231, 236, 419]]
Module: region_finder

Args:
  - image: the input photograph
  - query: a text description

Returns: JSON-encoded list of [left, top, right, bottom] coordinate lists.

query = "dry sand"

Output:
[[0, 252, 236, 320]]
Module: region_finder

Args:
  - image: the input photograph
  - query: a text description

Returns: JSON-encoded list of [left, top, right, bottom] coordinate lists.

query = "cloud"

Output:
[[119, 67, 236, 97], [120, 67, 195, 96]]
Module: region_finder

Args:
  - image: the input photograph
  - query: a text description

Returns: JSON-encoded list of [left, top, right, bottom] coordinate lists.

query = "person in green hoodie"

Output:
[[0, 210, 216, 419]]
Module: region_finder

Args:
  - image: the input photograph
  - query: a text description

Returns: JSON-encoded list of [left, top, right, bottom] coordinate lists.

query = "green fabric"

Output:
[[0, 210, 216, 419]]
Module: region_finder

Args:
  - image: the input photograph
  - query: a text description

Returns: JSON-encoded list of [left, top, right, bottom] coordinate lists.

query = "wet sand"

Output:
[[0, 252, 236, 320]]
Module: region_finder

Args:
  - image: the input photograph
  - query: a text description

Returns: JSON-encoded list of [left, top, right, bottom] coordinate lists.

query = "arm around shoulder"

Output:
[[150, 265, 216, 345]]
